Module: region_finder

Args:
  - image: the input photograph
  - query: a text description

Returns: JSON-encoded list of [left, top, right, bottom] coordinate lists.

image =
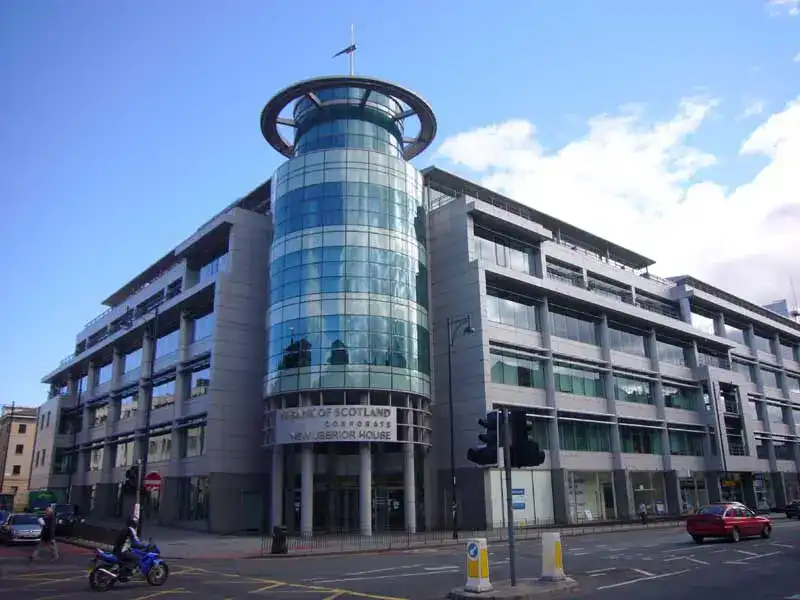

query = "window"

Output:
[[182, 425, 205, 458], [613, 375, 653, 404], [607, 325, 647, 357], [663, 385, 698, 410], [765, 403, 785, 425], [125, 348, 143, 372], [148, 433, 172, 463], [34, 450, 40, 467], [194, 312, 216, 342], [17, 424, 26, 434], [45, 412, 50, 428], [557, 420, 612, 452], [549, 308, 597, 345], [620, 426, 661, 454], [114, 441, 135, 468], [733, 360, 756, 382], [669, 430, 704, 456], [40, 449, 46, 469], [89, 404, 109, 428], [761, 369, 780, 389], [14, 444, 23, 454], [723, 322, 746, 345], [120, 393, 138, 420], [96, 362, 112, 385], [486, 292, 539, 331], [88, 448, 104, 471], [657, 339, 686, 366], [789, 376, 800, 394], [189, 368, 210, 398], [489, 349, 545, 388], [690, 311, 716, 335], [473, 227, 535, 275], [152, 380, 176, 409], [155, 330, 180, 359], [53, 448, 74, 475], [553, 363, 603, 397], [11, 465, 21, 475], [779, 341, 797, 363], [753, 332, 773, 354]]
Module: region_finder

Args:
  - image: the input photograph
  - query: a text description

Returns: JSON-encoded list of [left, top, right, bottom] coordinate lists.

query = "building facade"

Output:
[[261, 76, 438, 536], [0, 405, 37, 509], [424, 167, 800, 529], [34, 72, 800, 534]]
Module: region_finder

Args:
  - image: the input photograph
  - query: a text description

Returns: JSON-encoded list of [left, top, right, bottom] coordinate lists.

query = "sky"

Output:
[[1, 0, 798, 407]]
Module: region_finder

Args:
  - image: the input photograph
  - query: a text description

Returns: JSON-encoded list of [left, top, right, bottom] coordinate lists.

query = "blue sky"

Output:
[[1, 0, 798, 407]]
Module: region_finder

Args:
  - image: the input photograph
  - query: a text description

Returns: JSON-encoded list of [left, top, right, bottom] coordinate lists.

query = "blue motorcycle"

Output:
[[87, 540, 170, 591]]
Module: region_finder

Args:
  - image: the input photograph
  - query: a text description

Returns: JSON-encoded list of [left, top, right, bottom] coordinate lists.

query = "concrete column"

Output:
[[178, 310, 193, 364], [359, 394, 372, 536], [770, 472, 787, 508], [271, 446, 284, 529], [713, 313, 726, 338], [539, 298, 562, 468], [664, 470, 682, 516], [82, 362, 97, 434], [423, 448, 435, 530], [612, 470, 632, 519], [300, 444, 314, 537], [111, 348, 124, 386], [678, 297, 692, 324], [404, 399, 416, 533], [745, 324, 757, 358], [550, 468, 570, 524], [705, 471, 722, 503], [741, 473, 757, 508]]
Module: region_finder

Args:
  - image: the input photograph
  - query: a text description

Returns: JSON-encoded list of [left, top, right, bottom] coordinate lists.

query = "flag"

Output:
[[332, 44, 356, 58]]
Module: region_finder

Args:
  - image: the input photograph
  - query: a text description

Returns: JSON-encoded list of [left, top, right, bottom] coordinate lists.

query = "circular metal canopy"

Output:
[[260, 75, 437, 161]]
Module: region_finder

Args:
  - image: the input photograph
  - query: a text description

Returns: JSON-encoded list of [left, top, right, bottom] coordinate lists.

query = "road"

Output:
[[2, 520, 800, 599]]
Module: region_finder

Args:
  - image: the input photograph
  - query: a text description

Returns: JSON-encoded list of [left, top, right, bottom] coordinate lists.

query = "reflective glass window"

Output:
[[549, 308, 597, 345], [608, 325, 647, 357], [114, 441, 135, 467], [489, 349, 546, 388], [125, 348, 142, 372], [486, 292, 539, 331], [620, 426, 661, 454], [663, 385, 698, 410], [155, 330, 180, 359], [182, 425, 205, 458], [656, 339, 686, 366], [553, 363, 603, 397], [613, 375, 653, 404], [152, 380, 176, 409], [761, 368, 780, 389], [120, 393, 138, 420], [194, 312, 215, 341], [668, 431, 704, 456], [557, 420, 611, 452], [148, 433, 172, 463]]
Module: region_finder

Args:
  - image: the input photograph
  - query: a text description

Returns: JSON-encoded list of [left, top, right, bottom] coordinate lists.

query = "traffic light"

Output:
[[508, 409, 545, 468], [467, 410, 503, 466], [124, 465, 140, 490]]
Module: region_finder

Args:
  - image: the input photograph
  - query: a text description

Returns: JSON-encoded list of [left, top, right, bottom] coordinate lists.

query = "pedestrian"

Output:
[[638, 502, 647, 525], [29, 505, 59, 563]]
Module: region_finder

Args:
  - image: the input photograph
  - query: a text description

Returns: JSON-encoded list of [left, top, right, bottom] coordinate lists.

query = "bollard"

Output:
[[464, 538, 493, 593], [539, 531, 566, 581]]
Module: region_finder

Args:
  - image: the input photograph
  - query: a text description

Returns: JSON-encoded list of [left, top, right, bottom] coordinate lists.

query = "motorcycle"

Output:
[[87, 540, 170, 591]]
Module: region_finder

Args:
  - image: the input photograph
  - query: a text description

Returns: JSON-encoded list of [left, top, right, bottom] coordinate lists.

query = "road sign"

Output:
[[143, 472, 162, 492]]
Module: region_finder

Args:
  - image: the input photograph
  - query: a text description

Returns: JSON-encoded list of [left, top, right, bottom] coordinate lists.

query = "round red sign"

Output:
[[143, 472, 162, 491]]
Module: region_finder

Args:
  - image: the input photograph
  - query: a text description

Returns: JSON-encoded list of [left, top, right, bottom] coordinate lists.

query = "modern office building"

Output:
[[0, 405, 38, 509], [424, 166, 800, 528], [34, 71, 800, 534]]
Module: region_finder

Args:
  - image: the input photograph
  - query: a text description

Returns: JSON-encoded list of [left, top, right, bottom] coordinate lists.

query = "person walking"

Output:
[[29, 505, 59, 563], [638, 502, 648, 525]]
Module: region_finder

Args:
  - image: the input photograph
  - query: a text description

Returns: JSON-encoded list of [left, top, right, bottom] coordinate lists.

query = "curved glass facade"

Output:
[[267, 87, 431, 397]]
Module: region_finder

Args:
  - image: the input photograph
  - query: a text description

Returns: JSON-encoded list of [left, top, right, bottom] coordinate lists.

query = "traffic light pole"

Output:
[[134, 458, 144, 523], [502, 408, 517, 586]]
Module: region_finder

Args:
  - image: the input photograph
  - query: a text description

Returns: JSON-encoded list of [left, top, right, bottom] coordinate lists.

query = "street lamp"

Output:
[[446, 314, 475, 540]]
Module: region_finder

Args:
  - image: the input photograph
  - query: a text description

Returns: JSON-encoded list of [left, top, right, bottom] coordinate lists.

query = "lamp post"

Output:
[[446, 314, 475, 540]]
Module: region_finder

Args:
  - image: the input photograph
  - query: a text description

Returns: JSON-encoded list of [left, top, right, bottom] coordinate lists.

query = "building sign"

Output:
[[274, 406, 398, 445]]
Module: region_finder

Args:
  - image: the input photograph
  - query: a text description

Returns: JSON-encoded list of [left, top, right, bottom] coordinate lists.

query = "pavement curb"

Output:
[[448, 578, 579, 599], [57, 520, 682, 561]]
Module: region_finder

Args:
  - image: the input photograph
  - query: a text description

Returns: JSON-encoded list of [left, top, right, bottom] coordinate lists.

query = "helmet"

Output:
[[126, 516, 139, 528]]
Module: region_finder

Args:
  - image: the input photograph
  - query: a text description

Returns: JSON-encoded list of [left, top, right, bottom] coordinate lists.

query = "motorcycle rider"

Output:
[[112, 515, 147, 580]]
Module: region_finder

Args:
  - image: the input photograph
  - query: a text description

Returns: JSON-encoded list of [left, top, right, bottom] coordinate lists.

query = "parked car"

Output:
[[784, 500, 800, 519], [686, 503, 772, 543], [54, 503, 84, 535], [0, 512, 43, 544]]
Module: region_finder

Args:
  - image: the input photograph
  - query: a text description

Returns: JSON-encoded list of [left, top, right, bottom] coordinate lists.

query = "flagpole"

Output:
[[349, 24, 355, 76]]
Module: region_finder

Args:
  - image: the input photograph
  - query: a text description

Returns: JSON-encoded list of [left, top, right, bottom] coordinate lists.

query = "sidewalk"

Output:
[[57, 518, 684, 560]]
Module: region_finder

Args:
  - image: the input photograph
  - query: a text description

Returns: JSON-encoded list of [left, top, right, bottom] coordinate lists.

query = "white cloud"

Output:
[[793, 52, 800, 63], [436, 95, 800, 306], [768, 0, 800, 16], [738, 98, 765, 119]]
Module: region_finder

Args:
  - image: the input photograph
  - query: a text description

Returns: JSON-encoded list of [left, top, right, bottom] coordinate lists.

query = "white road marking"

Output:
[[596, 569, 691, 590], [311, 570, 459, 583], [724, 550, 780, 565], [662, 545, 714, 554], [772, 542, 793, 549], [711, 549, 728, 554], [572, 552, 590, 556], [587, 568, 616, 575], [570, 547, 585, 552], [631, 568, 655, 577], [423, 566, 459, 571], [733, 550, 759, 557], [343, 564, 423, 576]]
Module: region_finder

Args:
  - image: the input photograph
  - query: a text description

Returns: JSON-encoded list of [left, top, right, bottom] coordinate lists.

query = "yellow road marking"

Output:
[[34, 593, 82, 600], [248, 581, 286, 593], [22, 576, 86, 588], [322, 592, 347, 600], [10, 570, 80, 579], [129, 588, 191, 600]]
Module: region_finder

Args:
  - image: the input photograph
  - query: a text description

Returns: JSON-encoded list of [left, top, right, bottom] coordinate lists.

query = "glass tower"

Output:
[[265, 80, 435, 397]]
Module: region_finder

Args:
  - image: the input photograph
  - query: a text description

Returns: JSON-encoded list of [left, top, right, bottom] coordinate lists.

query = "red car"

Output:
[[686, 503, 772, 543]]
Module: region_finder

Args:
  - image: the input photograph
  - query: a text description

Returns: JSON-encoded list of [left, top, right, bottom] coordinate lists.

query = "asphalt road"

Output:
[[2, 520, 800, 599]]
